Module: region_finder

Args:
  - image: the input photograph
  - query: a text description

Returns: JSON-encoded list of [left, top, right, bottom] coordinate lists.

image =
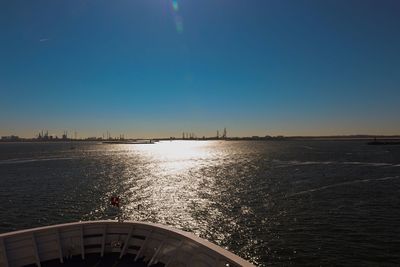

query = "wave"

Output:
[[0, 157, 75, 165], [287, 176, 400, 197], [274, 160, 400, 168]]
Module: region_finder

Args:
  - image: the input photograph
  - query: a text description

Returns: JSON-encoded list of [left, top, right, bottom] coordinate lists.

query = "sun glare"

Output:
[[132, 140, 212, 173]]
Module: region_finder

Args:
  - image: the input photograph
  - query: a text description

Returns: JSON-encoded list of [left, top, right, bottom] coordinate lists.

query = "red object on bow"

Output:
[[110, 196, 120, 207]]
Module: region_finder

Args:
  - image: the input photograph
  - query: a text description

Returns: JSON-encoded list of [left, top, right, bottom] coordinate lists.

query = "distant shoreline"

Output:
[[1, 135, 400, 143]]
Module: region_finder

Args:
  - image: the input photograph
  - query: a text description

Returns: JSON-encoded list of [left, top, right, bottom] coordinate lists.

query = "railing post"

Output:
[[119, 225, 134, 259], [80, 225, 85, 260], [55, 229, 63, 263], [135, 230, 153, 261], [0, 238, 9, 267], [31, 233, 41, 267], [101, 224, 107, 257], [148, 241, 164, 266]]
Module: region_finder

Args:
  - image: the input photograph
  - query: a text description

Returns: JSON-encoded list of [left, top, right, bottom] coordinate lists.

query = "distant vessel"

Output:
[[102, 140, 157, 144], [0, 221, 254, 267]]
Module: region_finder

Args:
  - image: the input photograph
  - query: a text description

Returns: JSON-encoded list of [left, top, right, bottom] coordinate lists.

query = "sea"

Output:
[[0, 140, 399, 266]]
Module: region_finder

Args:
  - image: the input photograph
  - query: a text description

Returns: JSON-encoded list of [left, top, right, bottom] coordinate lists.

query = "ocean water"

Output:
[[0, 140, 399, 266]]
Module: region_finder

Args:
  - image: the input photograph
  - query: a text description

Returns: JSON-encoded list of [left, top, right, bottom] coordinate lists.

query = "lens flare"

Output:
[[170, 0, 183, 34], [172, 0, 179, 11], [175, 16, 184, 33]]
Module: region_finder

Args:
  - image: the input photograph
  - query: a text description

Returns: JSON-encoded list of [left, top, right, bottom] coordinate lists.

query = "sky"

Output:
[[1, 0, 400, 138]]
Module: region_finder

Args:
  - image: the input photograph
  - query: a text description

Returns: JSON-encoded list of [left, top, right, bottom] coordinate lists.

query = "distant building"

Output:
[[62, 131, 68, 140], [38, 131, 50, 140]]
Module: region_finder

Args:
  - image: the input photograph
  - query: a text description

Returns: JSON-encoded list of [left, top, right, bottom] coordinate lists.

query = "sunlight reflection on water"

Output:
[[90, 141, 227, 235]]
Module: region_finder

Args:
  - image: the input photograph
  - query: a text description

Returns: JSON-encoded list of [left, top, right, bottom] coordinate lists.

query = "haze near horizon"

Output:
[[1, 0, 400, 138]]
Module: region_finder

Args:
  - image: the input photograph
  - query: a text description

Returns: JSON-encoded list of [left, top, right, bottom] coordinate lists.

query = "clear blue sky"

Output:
[[1, 0, 399, 138]]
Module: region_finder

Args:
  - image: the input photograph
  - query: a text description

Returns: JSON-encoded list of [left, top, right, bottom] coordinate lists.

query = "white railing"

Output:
[[0, 220, 255, 267]]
